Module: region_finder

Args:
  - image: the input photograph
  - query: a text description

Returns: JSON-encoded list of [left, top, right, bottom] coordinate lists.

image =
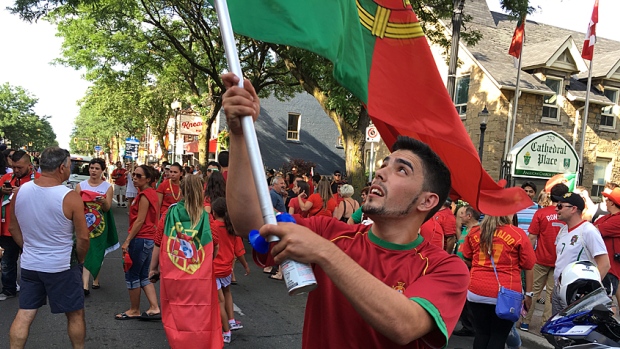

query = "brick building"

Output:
[[431, 0, 620, 198]]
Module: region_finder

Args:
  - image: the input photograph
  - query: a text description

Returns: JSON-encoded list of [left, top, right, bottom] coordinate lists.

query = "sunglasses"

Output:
[[207, 168, 219, 173], [556, 204, 574, 210], [132, 173, 144, 179]]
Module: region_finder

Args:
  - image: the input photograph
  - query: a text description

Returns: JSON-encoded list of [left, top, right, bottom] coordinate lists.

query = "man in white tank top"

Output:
[[8, 147, 90, 349]]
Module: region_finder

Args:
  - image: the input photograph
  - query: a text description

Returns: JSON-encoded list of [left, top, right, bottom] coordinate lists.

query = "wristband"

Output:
[[525, 292, 534, 297]]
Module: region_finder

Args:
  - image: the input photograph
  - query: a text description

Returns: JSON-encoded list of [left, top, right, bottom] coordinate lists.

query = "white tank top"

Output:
[[79, 179, 111, 195], [15, 181, 74, 273]]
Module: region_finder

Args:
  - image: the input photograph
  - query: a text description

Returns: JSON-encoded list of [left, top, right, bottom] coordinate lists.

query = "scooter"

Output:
[[541, 287, 620, 348]]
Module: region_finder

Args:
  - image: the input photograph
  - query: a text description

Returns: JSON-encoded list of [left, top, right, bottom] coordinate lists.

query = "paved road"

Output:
[[0, 205, 550, 348]]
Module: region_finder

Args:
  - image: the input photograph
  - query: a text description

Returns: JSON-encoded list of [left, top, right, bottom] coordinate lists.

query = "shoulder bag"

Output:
[[490, 251, 523, 322]]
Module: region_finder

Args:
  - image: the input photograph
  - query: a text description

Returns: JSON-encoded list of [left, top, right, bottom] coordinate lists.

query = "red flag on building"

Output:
[[508, 16, 526, 59], [582, 0, 599, 60], [223, 0, 531, 216]]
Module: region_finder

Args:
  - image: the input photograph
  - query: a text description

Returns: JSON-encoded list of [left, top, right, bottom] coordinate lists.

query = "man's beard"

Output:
[[363, 194, 420, 217]]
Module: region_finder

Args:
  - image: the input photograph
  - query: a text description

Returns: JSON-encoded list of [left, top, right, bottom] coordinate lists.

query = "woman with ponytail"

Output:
[[461, 214, 535, 349], [149, 174, 223, 348]]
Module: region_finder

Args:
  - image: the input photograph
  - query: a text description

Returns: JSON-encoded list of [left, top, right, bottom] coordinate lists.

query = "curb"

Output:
[[519, 329, 554, 349]]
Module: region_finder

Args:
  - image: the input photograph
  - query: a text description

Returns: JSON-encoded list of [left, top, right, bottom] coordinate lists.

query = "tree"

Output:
[[0, 82, 58, 151], [45, 0, 298, 167], [10, 0, 531, 187]]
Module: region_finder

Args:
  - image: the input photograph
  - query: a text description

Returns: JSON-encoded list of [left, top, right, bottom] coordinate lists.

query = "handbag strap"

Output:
[[489, 250, 503, 291]]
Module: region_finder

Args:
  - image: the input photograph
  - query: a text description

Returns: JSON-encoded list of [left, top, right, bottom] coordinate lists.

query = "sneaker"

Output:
[[519, 323, 529, 331], [0, 292, 16, 301], [223, 332, 231, 344], [122, 203, 127, 207], [229, 321, 243, 331]]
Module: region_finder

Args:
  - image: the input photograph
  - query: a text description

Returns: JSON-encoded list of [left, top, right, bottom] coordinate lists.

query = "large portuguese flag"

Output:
[[160, 201, 222, 349], [223, 0, 532, 215]]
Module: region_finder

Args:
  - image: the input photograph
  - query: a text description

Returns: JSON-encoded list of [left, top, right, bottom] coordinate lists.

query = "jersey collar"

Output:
[[368, 229, 423, 251]]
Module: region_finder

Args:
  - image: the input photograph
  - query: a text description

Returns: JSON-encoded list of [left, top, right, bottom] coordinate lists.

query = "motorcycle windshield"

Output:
[[558, 287, 612, 316]]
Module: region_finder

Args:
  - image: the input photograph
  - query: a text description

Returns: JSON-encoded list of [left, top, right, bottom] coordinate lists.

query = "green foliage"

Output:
[[0, 83, 58, 151]]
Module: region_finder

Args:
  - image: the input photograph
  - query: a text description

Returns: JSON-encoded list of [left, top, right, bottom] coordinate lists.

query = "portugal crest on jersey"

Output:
[[84, 202, 105, 239]]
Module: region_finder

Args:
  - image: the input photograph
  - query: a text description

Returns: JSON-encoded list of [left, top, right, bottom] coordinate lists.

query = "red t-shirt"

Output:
[[306, 194, 337, 217], [212, 220, 245, 278], [287, 197, 304, 216], [462, 225, 535, 298], [595, 212, 620, 278], [292, 216, 468, 349], [156, 179, 181, 215], [420, 218, 444, 250], [112, 168, 128, 186], [129, 188, 159, 239], [435, 208, 456, 237], [528, 205, 566, 267], [1, 171, 41, 236]]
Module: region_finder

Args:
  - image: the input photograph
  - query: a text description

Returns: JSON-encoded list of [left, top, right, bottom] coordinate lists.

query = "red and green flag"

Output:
[[160, 201, 222, 349], [80, 190, 119, 278], [508, 16, 526, 59], [223, 0, 531, 216]]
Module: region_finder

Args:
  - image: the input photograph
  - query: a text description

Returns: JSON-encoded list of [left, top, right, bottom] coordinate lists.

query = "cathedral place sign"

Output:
[[508, 131, 579, 179]]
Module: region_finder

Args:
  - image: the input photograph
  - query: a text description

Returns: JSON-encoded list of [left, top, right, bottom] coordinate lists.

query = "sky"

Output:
[[0, 0, 618, 149]]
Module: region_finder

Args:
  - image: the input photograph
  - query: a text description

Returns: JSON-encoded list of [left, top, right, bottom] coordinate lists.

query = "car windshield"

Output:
[[559, 287, 612, 316], [71, 160, 90, 176]]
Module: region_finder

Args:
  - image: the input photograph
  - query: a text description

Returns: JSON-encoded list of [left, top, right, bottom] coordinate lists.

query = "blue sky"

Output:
[[0, 0, 616, 149]]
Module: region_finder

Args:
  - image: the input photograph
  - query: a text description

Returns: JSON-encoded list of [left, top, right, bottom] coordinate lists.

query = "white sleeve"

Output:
[[584, 225, 608, 257]]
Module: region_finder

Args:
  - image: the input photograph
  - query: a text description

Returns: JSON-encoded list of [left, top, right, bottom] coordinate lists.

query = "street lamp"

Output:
[[170, 100, 182, 163], [478, 106, 489, 161]]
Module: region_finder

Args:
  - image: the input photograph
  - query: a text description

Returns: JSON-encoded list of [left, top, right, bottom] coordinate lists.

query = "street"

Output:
[[0, 206, 550, 348]]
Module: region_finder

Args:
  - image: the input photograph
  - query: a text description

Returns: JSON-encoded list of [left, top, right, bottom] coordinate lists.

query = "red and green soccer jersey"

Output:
[[293, 215, 469, 349], [461, 225, 536, 298]]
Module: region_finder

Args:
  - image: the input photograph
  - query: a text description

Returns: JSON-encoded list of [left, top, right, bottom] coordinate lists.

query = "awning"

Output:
[[184, 139, 217, 153]]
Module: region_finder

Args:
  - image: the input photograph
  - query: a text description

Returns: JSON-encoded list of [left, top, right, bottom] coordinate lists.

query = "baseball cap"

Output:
[[333, 170, 342, 175], [552, 192, 585, 211], [165, 165, 171, 169], [603, 188, 620, 206]]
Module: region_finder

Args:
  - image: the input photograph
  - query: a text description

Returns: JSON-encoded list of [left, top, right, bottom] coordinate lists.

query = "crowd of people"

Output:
[[0, 73, 619, 349]]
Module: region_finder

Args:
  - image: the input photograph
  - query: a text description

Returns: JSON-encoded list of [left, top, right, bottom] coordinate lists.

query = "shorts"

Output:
[[216, 274, 232, 290], [20, 265, 84, 314], [114, 184, 127, 196], [125, 238, 154, 289]]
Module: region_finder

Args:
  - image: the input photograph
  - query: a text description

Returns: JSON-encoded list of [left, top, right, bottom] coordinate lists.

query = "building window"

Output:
[[542, 77, 562, 120], [287, 113, 301, 141], [592, 158, 612, 197], [601, 87, 618, 128], [454, 75, 470, 117]]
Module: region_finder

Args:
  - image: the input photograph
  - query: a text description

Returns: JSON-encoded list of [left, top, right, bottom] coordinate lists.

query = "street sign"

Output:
[[94, 145, 102, 152], [365, 125, 380, 142]]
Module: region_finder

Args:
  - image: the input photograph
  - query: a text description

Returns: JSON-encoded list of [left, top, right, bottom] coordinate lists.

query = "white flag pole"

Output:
[[213, 0, 276, 228]]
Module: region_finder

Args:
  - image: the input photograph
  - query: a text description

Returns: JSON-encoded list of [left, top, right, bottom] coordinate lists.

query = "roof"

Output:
[[566, 77, 614, 105], [456, 0, 620, 95]]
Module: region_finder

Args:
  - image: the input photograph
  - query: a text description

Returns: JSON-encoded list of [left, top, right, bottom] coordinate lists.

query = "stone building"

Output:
[[432, 0, 620, 198]]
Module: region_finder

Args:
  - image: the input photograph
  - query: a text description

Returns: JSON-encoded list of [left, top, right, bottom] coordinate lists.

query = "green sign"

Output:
[[509, 131, 579, 179]]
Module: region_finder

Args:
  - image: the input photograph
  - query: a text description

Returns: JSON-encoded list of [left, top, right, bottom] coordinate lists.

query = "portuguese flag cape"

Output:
[[223, 0, 532, 215], [160, 201, 222, 349], [80, 190, 119, 278]]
